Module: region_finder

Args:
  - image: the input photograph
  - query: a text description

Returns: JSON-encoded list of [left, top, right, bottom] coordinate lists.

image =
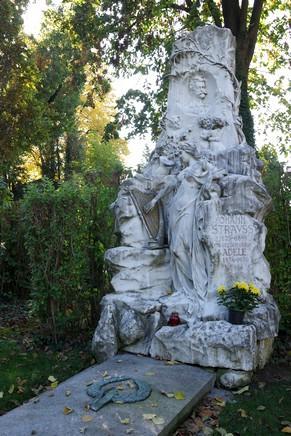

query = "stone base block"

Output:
[[92, 292, 280, 371]]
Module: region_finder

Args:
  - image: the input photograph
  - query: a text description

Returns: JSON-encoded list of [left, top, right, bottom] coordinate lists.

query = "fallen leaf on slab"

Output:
[[165, 360, 178, 365], [51, 381, 58, 389], [143, 413, 157, 420], [238, 408, 248, 418], [85, 381, 93, 386], [145, 372, 155, 376], [63, 406, 74, 415], [174, 391, 185, 400], [152, 416, 165, 425], [281, 427, 291, 433], [234, 385, 249, 395], [257, 405, 266, 411], [48, 375, 57, 383], [82, 415, 93, 423], [65, 390, 71, 397], [117, 359, 123, 363], [160, 391, 175, 398], [79, 427, 87, 433], [151, 402, 158, 407], [8, 384, 15, 394], [126, 429, 134, 434], [102, 371, 108, 377], [119, 418, 130, 425]]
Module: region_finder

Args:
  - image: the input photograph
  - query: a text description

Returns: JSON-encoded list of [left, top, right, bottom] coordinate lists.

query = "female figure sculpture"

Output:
[[168, 146, 224, 315]]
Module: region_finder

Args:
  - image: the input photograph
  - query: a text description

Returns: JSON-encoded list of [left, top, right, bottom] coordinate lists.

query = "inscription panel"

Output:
[[209, 215, 255, 266]]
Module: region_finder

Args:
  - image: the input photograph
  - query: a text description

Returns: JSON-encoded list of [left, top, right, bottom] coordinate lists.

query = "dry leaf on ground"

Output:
[[8, 384, 15, 394], [281, 427, 291, 433], [63, 406, 74, 415], [238, 408, 248, 418], [48, 375, 57, 383], [234, 386, 249, 395]]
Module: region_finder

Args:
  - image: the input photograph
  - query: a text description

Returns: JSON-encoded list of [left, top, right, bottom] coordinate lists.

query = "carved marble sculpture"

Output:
[[92, 25, 280, 371]]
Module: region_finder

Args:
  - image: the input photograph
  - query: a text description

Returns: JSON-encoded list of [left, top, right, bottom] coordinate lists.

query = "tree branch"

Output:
[[247, 0, 264, 66], [206, 0, 222, 27], [221, 0, 240, 35], [47, 84, 62, 104]]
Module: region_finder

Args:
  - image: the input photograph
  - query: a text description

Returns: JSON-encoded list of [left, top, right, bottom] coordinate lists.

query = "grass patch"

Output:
[[0, 326, 92, 414], [215, 381, 291, 435]]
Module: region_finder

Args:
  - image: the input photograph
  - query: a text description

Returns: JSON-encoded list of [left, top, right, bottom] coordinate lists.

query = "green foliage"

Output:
[[0, 0, 42, 175], [21, 177, 117, 341], [260, 145, 291, 333], [0, 203, 30, 300]]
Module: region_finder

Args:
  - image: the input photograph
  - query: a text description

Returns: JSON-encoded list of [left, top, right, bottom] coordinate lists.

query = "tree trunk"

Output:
[[235, 38, 256, 148]]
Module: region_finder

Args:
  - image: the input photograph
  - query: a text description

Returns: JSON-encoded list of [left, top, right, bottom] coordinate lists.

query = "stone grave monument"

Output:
[[92, 25, 280, 372]]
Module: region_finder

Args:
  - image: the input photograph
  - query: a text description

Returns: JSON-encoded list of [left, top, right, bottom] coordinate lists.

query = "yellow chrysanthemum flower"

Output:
[[217, 285, 226, 294], [249, 282, 260, 295], [233, 281, 249, 291], [239, 281, 249, 292]]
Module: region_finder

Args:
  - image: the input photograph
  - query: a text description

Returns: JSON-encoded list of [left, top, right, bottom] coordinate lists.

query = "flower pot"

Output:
[[228, 309, 245, 325]]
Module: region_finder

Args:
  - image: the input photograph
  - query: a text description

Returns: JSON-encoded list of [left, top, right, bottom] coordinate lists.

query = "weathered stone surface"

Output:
[[106, 247, 171, 296], [255, 337, 275, 369], [219, 370, 253, 389], [118, 309, 145, 345], [92, 25, 280, 371], [92, 303, 118, 363], [0, 354, 215, 436], [244, 294, 280, 339]]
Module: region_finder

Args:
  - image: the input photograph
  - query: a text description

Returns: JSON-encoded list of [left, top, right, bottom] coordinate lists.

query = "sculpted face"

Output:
[[189, 76, 207, 100]]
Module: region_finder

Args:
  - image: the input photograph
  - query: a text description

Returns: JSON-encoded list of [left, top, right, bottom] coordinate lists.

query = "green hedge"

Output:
[[20, 177, 116, 342]]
